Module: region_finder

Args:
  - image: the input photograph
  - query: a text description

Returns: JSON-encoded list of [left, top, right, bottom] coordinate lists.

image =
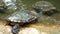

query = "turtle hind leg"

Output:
[[12, 23, 20, 34]]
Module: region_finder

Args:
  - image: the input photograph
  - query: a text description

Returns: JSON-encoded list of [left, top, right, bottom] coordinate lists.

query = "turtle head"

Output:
[[12, 23, 19, 34]]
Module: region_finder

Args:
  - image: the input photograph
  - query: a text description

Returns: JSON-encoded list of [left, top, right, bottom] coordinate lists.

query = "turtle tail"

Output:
[[12, 23, 19, 34]]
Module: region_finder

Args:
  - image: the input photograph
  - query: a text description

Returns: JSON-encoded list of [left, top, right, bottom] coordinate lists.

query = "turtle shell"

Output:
[[6, 10, 38, 23], [33, 1, 56, 11]]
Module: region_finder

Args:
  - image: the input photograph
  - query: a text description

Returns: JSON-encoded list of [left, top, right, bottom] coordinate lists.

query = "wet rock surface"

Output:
[[0, 20, 60, 34], [0, 25, 12, 34]]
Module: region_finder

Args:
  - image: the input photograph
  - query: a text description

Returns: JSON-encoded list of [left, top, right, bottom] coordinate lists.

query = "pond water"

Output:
[[0, 0, 60, 34], [0, 0, 60, 24]]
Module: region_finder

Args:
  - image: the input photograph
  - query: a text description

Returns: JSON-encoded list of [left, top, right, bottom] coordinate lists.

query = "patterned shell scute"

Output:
[[7, 10, 38, 23]]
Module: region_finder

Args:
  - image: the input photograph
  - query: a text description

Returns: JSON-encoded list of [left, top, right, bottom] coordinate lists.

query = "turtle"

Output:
[[5, 10, 38, 34], [33, 1, 57, 16], [2, 0, 17, 10]]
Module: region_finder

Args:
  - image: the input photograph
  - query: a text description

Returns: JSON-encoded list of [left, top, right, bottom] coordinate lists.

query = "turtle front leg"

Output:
[[12, 23, 20, 34]]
